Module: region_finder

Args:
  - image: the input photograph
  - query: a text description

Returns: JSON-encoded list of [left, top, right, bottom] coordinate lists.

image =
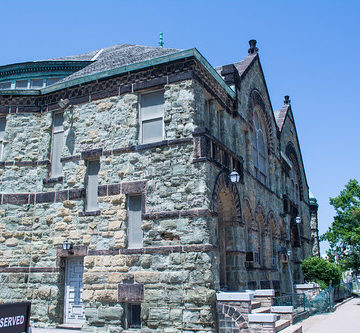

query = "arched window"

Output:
[[289, 165, 298, 205], [252, 108, 268, 185]]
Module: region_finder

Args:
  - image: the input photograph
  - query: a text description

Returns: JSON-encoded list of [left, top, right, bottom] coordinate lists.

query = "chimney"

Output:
[[248, 40, 258, 55], [284, 95, 290, 105]]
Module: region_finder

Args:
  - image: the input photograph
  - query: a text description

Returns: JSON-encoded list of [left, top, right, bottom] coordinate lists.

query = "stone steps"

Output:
[[251, 300, 262, 309], [278, 323, 302, 333], [275, 319, 291, 332], [251, 306, 271, 314]]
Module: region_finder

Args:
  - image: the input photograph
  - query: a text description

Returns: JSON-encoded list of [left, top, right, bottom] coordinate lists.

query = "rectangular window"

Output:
[[86, 160, 100, 212], [0, 117, 6, 160], [46, 78, 60, 86], [127, 195, 143, 248], [50, 113, 64, 178], [140, 91, 164, 144], [0, 82, 11, 90], [216, 109, 222, 139], [15, 80, 28, 89], [30, 78, 44, 88], [125, 303, 141, 329]]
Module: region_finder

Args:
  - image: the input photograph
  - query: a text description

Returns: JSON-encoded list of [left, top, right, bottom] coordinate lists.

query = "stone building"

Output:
[[0, 41, 318, 331]]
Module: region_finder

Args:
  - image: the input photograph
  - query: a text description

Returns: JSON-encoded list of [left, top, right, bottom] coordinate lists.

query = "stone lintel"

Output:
[[294, 283, 320, 289], [270, 306, 294, 313], [118, 283, 144, 302], [253, 289, 275, 297], [248, 313, 277, 323], [216, 292, 254, 301]]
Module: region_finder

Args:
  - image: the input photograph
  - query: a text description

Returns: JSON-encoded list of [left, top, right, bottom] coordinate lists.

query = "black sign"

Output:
[[0, 302, 31, 333]]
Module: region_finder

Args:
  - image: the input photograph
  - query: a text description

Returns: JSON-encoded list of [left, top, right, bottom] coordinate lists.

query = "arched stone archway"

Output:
[[212, 171, 243, 290]]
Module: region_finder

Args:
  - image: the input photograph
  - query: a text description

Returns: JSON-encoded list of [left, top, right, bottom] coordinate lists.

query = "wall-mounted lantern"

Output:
[[229, 169, 240, 183], [287, 249, 292, 257], [295, 216, 301, 224], [62, 239, 73, 251]]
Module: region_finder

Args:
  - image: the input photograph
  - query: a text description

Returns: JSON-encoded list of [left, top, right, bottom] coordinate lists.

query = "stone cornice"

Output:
[[0, 60, 92, 79]]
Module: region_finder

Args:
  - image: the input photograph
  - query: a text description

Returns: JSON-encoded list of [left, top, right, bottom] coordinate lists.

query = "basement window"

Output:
[[140, 90, 164, 144], [125, 303, 141, 329]]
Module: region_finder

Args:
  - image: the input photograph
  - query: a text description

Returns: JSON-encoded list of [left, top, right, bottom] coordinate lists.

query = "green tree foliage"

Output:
[[321, 179, 360, 281], [302, 256, 341, 287]]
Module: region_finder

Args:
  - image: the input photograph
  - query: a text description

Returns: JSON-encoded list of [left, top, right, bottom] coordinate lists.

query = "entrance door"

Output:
[[64, 257, 85, 324]]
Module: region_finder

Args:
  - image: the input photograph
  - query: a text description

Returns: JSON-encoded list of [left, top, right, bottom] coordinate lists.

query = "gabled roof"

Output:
[[233, 53, 257, 78], [52, 44, 181, 84], [274, 103, 290, 131]]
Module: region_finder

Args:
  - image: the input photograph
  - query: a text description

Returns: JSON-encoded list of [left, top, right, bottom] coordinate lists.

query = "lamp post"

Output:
[[62, 240, 73, 251], [228, 169, 240, 183], [287, 249, 295, 303]]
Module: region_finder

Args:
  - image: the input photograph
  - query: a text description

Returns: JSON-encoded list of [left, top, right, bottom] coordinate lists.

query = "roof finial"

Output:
[[159, 32, 164, 48], [284, 95, 290, 105], [248, 39, 258, 55]]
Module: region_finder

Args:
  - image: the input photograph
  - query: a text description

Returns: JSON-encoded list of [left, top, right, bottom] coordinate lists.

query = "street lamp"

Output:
[[287, 249, 294, 297], [295, 216, 301, 224], [229, 169, 240, 183]]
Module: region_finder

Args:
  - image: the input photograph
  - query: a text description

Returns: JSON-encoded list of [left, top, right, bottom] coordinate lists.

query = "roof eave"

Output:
[[40, 48, 236, 98]]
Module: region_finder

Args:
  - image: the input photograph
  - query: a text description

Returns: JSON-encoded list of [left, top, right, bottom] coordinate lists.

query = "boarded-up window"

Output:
[[128, 196, 142, 248], [140, 91, 164, 144], [86, 160, 100, 211], [0, 117, 6, 160], [51, 113, 64, 177]]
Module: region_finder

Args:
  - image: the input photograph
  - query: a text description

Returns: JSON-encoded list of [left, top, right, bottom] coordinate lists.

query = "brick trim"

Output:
[[0, 180, 147, 205], [0, 267, 59, 273], [88, 244, 217, 256], [142, 208, 210, 220]]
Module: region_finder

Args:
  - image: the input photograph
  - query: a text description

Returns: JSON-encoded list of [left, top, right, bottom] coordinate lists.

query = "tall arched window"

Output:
[[252, 108, 268, 185], [289, 165, 300, 206]]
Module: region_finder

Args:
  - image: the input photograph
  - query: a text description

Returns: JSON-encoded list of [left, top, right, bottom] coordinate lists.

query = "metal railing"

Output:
[[274, 293, 306, 313], [333, 282, 352, 302]]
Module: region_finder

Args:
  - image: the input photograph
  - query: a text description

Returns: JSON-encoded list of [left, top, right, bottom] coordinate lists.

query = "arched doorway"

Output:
[[218, 188, 237, 289], [212, 171, 242, 290]]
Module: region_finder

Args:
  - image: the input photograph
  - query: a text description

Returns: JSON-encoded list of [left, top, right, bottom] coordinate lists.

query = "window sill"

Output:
[[43, 176, 63, 184], [79, 210, 101, 217]]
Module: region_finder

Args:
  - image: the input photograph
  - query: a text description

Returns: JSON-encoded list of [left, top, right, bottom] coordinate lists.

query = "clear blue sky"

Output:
[[1, 0, 359, 254]]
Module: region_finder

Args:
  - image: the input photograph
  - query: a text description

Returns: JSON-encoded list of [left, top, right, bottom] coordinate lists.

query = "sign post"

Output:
[[0, 302, 31, 333]]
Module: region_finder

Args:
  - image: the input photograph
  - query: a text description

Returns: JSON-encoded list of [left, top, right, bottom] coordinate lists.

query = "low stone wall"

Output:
[[216, 292, 254, 331], [251, 289, 275, 307], [294, 283, 320, 301]]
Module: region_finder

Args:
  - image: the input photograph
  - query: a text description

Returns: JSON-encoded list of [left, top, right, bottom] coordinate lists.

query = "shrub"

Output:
[[302, 256, 341, 287]]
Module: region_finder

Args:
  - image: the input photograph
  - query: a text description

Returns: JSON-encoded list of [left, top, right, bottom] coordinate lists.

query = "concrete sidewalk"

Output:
[[302, 297, 360, 332]]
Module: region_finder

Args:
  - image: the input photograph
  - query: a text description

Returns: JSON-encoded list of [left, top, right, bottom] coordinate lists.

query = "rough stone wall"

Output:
[[0, 53, 314, 331], [0, 80, 219, 332]]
